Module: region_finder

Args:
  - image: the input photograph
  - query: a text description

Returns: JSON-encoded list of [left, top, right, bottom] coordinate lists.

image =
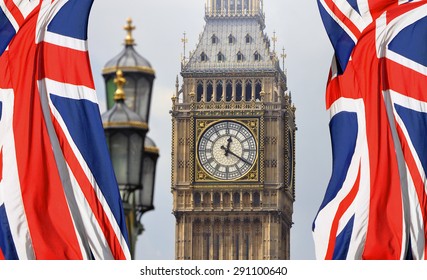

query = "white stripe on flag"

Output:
[[0, 1, 19, 32], [319, 0, 358, 43], [39, 79, 131, 260], [12, 0, 40, 18], [389, 90, 427, 259], [0, 89, 35, 260], [43, 78, 98, 104], [47, 94, 131, 260], [332, 0, 369, 31], [35, 0, 68, 44], [44, 31, 88, 52]]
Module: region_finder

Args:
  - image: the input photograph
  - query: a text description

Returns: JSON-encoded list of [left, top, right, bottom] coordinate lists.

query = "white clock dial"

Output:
[[198, 120, 257, 180]]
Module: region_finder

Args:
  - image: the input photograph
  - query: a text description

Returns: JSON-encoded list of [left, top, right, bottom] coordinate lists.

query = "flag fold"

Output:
[[0, 0, 130, 260], [314, 0, 427, 260]]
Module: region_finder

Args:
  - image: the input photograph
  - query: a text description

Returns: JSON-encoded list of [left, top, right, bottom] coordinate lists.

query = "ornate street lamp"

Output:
[[101, 18, 159, 259], [102, 70, 149, 258], [102, 18, 156, 124]]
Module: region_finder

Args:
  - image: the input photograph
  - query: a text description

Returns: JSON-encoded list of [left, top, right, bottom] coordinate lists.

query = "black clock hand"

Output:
[[220, 145, 230, 157], [226, 137, 232, 149], [221, 138, 233, 156], [226, 150, 252, 166]]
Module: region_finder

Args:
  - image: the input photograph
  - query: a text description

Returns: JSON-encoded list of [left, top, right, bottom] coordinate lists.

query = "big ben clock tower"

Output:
[[171, 0, 296, 260]]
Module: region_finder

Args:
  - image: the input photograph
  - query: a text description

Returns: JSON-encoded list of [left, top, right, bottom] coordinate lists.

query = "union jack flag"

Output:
[[0, 0, 131, 259], [313, 0, 427, 259]]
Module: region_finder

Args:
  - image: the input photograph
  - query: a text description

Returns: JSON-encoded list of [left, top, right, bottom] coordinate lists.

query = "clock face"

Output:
[[197, 120, 257, 180]]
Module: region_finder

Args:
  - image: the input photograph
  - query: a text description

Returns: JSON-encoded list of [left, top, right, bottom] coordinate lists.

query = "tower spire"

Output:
[[272, 31, 277, 54], [281, 47, 287, 70], [124, 18, 136, 46], [181, 32, 188, 62]]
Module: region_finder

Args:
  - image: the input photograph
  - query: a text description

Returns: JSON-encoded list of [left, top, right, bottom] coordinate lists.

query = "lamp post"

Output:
[[102, 70, 157, 259], [101, 19, 158, 259]]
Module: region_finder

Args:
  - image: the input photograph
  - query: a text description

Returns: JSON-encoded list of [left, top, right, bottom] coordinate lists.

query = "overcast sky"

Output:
[[87, 0, 334, 260]]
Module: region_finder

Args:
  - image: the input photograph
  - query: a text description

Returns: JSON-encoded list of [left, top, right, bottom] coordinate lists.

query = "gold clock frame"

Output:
[[194, 118, 261, 183]]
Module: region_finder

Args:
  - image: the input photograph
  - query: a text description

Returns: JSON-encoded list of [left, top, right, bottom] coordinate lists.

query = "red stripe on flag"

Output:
[[386, 1, 426, 24], [345, 26, 404, 259], [8, 11, 84, 260], [37, 42, 95, 89], [323, 0, 362, 39], [4, 0, 25, 27], [367, 0, 398, 19], [325, 62, 362, 109], [0, 52, 12, 88], [383, 59, 427, 103], [325, 165, 361, 259], [51, 117, 127, 260], [0, 247, 4, 260]]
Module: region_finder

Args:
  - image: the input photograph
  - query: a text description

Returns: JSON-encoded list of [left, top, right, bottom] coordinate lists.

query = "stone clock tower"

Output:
[[171, 0, 296, 260]]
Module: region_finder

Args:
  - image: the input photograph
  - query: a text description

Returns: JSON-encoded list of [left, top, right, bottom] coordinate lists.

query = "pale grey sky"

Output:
[[88, 0, 333, 260]]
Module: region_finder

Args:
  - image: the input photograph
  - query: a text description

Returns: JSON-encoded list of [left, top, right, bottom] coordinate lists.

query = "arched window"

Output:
[[243, 192, 250, 207], [255, 80, 262, 101], [254, 51, 260, 61], [223, 192, 231, 207], [245, 34, 251, 44], [237, 51, 243, 62], [213, 192, 221, 207], [224, 0, 229, 13], [253, 192, 260, 207], [203, 193, 211, 207], [212, 34, 218, 44], [233, 192, 240, 207], [235, 80, 243, 101], [194, 192, 201, 207], [197, 81, 203, 102], [244, 0, 249, 12], [229, 34, 234, 44], [216, 0, 222, 13], [207, 81, 213, 102], [237, 0, 242, 13], [245, 80, 252, 101], [217, 51, 224, 62], [226, 80, 233, 102], [200, 52, 207, 62], [216, 81, 223, 102]]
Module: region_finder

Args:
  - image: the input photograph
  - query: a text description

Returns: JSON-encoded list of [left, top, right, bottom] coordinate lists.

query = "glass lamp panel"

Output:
[[128, 133, 143, 186], [136, 77, 151, 122], [123, 77, 137, 112], [110, 133, 128, 185], [140, 156, 155, 208]]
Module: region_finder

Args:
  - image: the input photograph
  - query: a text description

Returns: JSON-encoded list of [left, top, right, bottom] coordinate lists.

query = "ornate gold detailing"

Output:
[[171, 95, 177, 105], [145, 145, 160, 154], [113, 70, 126, 101], [124, 18, 136, 46], [102, 66, 156, 76], [103, 121, 148, 129]]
